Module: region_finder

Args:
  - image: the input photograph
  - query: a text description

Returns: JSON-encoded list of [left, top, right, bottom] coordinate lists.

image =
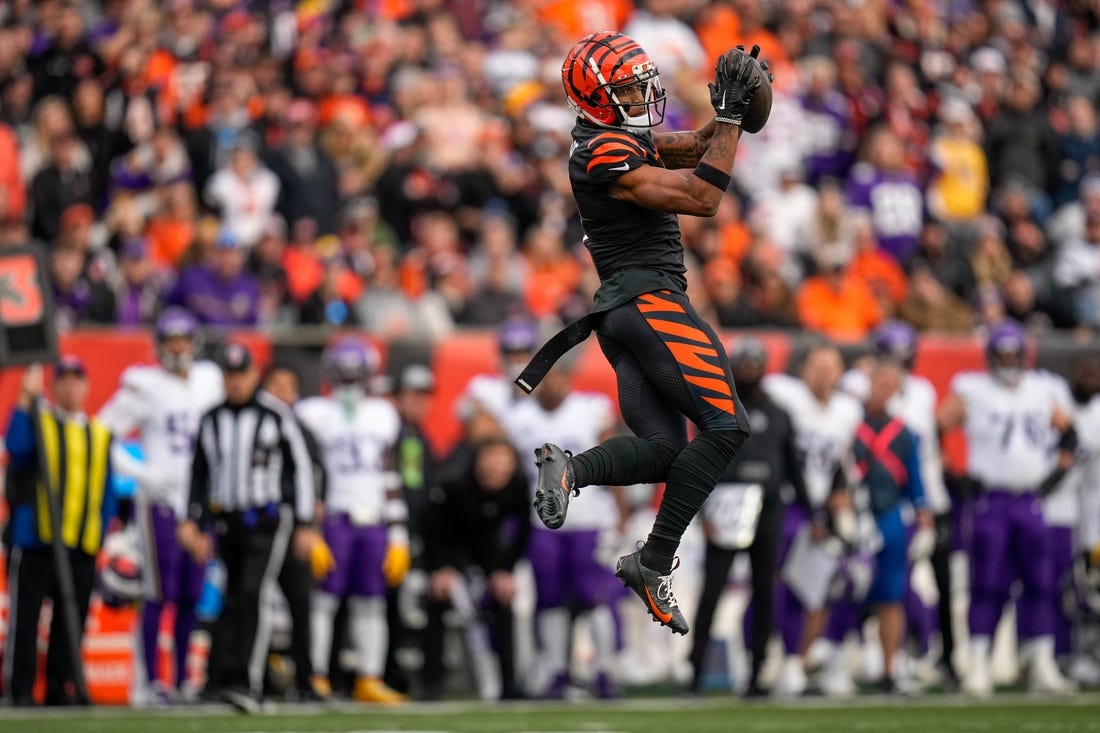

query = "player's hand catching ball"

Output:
[[708, 45, 762, 127]]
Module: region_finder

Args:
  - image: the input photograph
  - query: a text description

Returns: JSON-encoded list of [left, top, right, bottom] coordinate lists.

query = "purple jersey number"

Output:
[[165, 412, 196, 455]]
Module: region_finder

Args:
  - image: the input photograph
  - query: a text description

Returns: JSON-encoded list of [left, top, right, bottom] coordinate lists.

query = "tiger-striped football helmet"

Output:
[[561, 31, 666, 129]]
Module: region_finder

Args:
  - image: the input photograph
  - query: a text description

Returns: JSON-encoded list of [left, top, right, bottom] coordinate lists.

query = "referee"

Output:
[[176, 342, 316, 712]]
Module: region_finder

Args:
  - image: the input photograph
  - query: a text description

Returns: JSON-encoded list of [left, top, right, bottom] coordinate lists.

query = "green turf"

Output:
[[2, 697, 1100, 733]]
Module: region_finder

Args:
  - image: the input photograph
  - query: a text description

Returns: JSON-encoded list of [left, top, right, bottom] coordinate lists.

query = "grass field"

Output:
[[2, 696, 1100, 733]]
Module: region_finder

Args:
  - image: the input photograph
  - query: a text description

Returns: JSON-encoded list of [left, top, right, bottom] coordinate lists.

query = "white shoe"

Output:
[[774, 656, 807, 698], [1029, 654, 1078, 695], [962, 654, 993, 699], [1068, 655, 1100, 686], [820, 669, 856, 698]]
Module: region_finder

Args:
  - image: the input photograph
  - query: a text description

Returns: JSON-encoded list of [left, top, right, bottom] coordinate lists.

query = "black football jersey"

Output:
[[568, 121, 686, 307]]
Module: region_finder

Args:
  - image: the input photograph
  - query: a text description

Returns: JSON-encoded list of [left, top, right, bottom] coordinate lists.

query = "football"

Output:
[[741, 58, 773, 134]]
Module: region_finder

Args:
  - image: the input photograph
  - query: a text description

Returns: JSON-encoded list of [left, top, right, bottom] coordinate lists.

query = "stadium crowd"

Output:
[[0, 0, 1097, 339]]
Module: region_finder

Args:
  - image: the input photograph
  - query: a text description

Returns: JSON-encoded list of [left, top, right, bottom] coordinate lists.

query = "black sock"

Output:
[[571, 436, 679, 489], [641, 430, 745, 574]]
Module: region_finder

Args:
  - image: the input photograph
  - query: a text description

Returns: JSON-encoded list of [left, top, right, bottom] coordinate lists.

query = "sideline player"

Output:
[[937, 320, 1077, 696], [500, 359, 623, 698], [295, 339, 410, 704], [97, 309, 224, 703], [840, 322, 954, 682], [764, 342, 863, 695], [518, 34, 768, 635]]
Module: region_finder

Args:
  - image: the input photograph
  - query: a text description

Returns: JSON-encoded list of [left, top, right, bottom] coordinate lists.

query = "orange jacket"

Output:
[[796, 271, 882, 342]]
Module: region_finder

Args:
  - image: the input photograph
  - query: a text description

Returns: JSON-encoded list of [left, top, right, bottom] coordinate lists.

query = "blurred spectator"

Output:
[[899, 263, 975, 333], [50, 243, 115, 330], [927, 99, 989, 223], [28, 1, 104, 102], [522, 226, 580, 320], [799, 56, 856, 186], [164, 228, 260, 327], [203, 130, 279, 249], [114, 236, 164, 326], [1049, 175, 1100, 247], [797, 242, 882, 341], [72, 79, 125, 209], [1051, 95, 1100, 209], [849, 214, 908, 316], [267, 99, 341, 236], [1054, 212, 1100, 330], [716, 246, 799, 329], [299, 255, 361, 328], [355, 244, 454, 342], [146, 181, 198, 269], [750, 162, 819, 282], [983, 70, 1059, 219], [847, 127, 925, 264], [29, 126, 94, 244]]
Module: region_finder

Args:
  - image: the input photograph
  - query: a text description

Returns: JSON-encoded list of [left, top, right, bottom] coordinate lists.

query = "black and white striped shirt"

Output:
[[188, 391, 314, 525]]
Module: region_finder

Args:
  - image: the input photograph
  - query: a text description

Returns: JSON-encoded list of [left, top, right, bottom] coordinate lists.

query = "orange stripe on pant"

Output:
[[643, 317, 710, 345], [684, 373, 733, 397], [703, 396, 736, 414], [637, 293, 686, 314], [664, 341, 724, 375]]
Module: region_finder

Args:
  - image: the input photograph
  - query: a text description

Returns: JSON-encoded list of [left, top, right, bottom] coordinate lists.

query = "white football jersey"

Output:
[[500, 391, 618, 531], [764, 373, 863, 508], [97, 360, 225, 516], [295, 394, 401, 519], [1071, 395, 1100, 550], [840, 369, 949, 513], [456, 373, 525, 424], [951, 370, 1064, 493]]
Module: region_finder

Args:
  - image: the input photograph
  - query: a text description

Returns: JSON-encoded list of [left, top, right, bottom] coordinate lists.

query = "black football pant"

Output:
[[209, 510, 292, 697], [932, 511, 955, 671], [278, 551, 314, 690], [4, 547, 95, 705], [571, 290, 750, 571], [689, 500, 782, 691]]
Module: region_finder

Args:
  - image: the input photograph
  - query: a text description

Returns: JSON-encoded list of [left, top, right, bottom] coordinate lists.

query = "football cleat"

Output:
[[352, 676, 407, 705], [533, 443, 577, 530], [962, 653, 993, 699], [774, 656, 808, 698], [615, 550, 689, 635], [309, 675, 333, 701]]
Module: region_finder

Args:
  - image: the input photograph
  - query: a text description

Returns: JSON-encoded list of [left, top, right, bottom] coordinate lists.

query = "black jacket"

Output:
[[423, 448, 530, 575]]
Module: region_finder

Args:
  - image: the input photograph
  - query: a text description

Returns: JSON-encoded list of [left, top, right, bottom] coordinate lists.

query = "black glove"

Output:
[[708, 44, 762, 126]]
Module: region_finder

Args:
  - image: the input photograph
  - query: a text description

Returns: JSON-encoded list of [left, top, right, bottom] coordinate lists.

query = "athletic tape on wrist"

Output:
[[694, 162, 731, 191]]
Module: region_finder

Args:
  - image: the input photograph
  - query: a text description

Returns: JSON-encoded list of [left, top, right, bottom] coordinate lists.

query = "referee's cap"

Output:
[[219, 341, 254, 373]]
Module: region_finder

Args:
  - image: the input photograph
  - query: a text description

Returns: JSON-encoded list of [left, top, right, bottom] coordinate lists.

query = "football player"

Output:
[[500, 359, 622, 699], [97, 308, 225, 703], [519, 34, 768, 635], [295, 338, 410, 704], [938, 320, 1077, 696], [456, 319, 540, 438], [763, 342, 863, 696], [840, 321, 955, 682]]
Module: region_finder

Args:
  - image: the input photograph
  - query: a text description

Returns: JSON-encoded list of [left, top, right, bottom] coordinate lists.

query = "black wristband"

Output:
[[694, 162, 731, 191]]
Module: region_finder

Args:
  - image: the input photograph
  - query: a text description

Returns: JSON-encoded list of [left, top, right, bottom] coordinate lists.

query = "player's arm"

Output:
[[651, 119, 717, 169], [936, 391, 966, 433], [611, 49, 761, 217]]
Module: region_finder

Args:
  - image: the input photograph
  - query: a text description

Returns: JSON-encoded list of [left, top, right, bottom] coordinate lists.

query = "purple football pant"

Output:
[[141, 504, 203, 686], [775, 504, 809, 655], [320, 514, 387, 598], [1048, 525, 1074, 656], [968, 491, 1052, 640], [527, 528, 616, 610]]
